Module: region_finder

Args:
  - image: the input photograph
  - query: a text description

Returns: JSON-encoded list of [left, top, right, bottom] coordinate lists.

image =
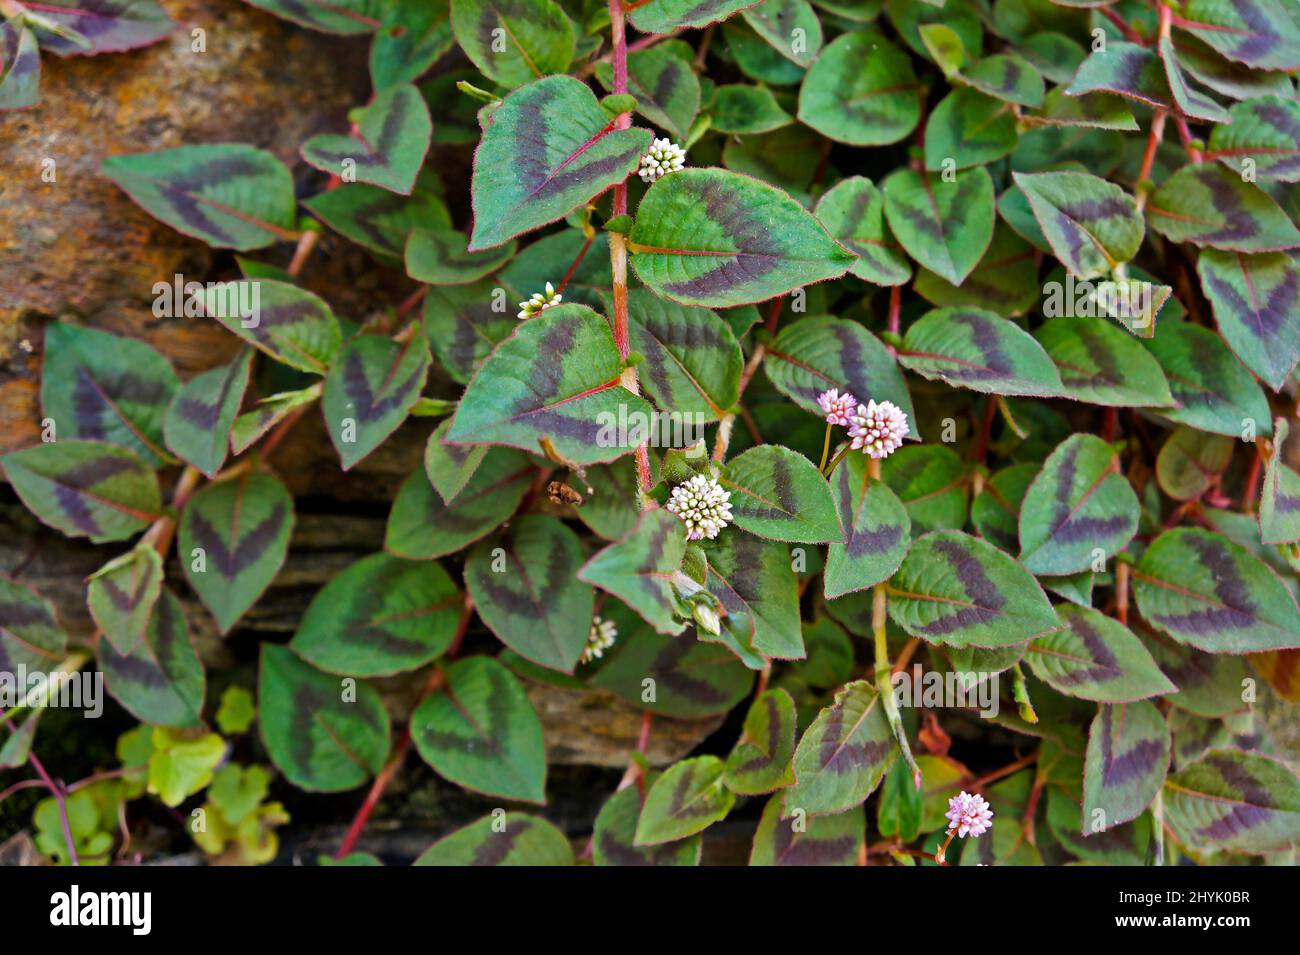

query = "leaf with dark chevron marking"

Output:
[[1018, 433, 1139, 575], [1083, 701, 1170, 830], [386, 454, 534, 559], [971, 462, 1036, 553], [914, 222, 1040, 315], [258, 644, 390, 792], [900, 306, 1066, 397], [1147, 164, 1300, 253], [634, 755, 735, 845], [1028, 604, 1176, 703], [301, 84, 431, 194], [445, 304, 653, 465], [322, 333, 431, 470], [725, 688, 797, 794], [469, 75, 648, 249], [370, 0, 453, 90], [751, 795, 862, 865], [422, 278, 518, 385], [101, 144, 295, 250], [412, 655, 546, 802], [32, 0, 176, 55], [451, 0, 574, 88], [178, 472, 293, 634], [882, 444, 968, 533], [423, 418, 490, 504], [0, 440, 161, 543], [763, 315, 916, 433], [579, 510, 688, 635], [1208, 96, 1300, 183], [1159, 37, 1230, 123], [883, 166, 994, 286], [1174, 0, 1300, 71], [1141, 320, 1271, 438], [824, 454, 910, 599], [1012, 171, 1144, 280], [704, 529, 803, 658], [1173, 31, 1294, 100], [924, 88, 1018, 171], [888, 530, 1063, 648], [1156, 426, 1233, 502], [587, 600, 754, 717], [595, 39, 700, 141], [414, 812, 573, 865], [1164, 749, 1300, 854], [0, 22, 39, 110], [628, 0, 761, 33], [0, 576, 66, 675], [200, 280, 342, 375], [239, 0, 385, 35], [965, 52, 1044, 107], [405, 228, 516, 285], [290, 552, 461, 676], [1065, 42, 1178, 111], [305, 177, 451, 259], [720, 444, 842, 543], [629, 168, 856, 308], [1261, 418, 1300, 545], [162, 349, 253, 477], [1032, 88, 1137, 131], [1139, 623, 1248, 718], [98, 587, 204, 728], [466, 516, 593, 673], [1197, 249, 1300, 391], [592, 778, 701, 866], [742, 0, 822, 67], [42, 322, 179, 467], [1036, 316, 1175, 408], [814, 177, 911, 286], [798, 30, 920, 146], [1134, 528, 1300, 653], [87, 544, 163, 654], [783, 680, 896, 817]]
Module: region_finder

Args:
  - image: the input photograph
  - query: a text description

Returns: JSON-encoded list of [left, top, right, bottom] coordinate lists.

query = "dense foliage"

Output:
[[3, 0, 1300, 867]]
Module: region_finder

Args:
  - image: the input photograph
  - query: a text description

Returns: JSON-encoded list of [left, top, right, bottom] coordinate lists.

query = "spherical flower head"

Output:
[[817, 388, 858, 427], [580, 615, 618, 665], [665, 473, 733, 541], [638, 138, 686, 184], [945, 791, 993, 838], [518, 281, 562, 320], [848, 399, 909, 459]]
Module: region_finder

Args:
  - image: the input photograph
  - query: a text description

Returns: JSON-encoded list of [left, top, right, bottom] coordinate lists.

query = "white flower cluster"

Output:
[[665, 473, 733, 541], [638, 138, 686, 184], [517, 281, 562, 320], [580, 615, 618, 665], [848, 399, 909, 460]]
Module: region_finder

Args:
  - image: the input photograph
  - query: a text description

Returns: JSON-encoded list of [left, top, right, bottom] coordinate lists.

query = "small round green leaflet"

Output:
[[924, 88, 1018, 171], [415, 813, 574, 866], [1156, 427, 1233, 502], [1082, 701, 1171, 830], [797, 30, 920, 146], [709, 83, 793, 135]]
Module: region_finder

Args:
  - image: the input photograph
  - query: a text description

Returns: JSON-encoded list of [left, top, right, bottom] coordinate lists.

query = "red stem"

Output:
[[556, 233, 595, 295]]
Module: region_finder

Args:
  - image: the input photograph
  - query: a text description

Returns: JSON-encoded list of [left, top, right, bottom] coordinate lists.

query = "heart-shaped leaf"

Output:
[[200, 279, 342, 375], [1083, 700, 1170, 830], [725, 688, 797, 794], [798, 30, 920, 146], [1028, 604, 1176, 703], [301, 84, 431, 194], [824, 454, 911, 599], [1146, 164, 1300, 253], [406, 228, 516, 285], [414, 813, 574, 865], [592, 778, 702, 866], [595, 39, 700, 141], [0, 577, 66, 673], [87, 545, 163, 654], [1197, 249, 1300, 391], [259, 644, 391, 792], [634, 756, 735, 845], [98, 588, 204, 728], [899, 306, 1066, 397], [412, 655, 547, 803], [1036, 316, 1175, 408], [883, 166, 994, 286], [469, 75, 649, 249], [1164, 749, 1300, 855], [386, 454, 534, 559], [1261, 418, 1300, 545], [163, 349, 253, 477], [580, 510, 688, 635], [784, 680, 896, 817], [451, 0, 575, 87], [1141, 320, 1271, 438], [1013, 171, 1144, 280], [720, 444, 842, 543], [814, 177, 911, 286], [1208, 96, 1300, 183], [179, 472, 293, 634], [322, 334, 431, 470], [752, 796, 863, 865]]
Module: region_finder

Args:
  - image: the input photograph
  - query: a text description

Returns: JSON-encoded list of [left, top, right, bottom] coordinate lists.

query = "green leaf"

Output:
[[178, 472, 293, 634], [1082, 701, 1170, 830], [1173, 31, 1295, 100], [1197, 249, 1300, 391], [301, 84, 431, 194], [881, 444, 969, 534], [965, 53, 1044, 107], [709, 83, 793, 135], [704, 530, 802, 658], [0, 440, 161, 543], [386, 454, 534, 559], [1012, 171, 1144, 280], [1032, 88, 1136, 131], [742, 0, 822, 67], [414, 813, 574, 865], [41, 323, 178, 466], [229, 385, 321, 456], [725, 688, 797, 794], [1175, 0, 1300, 71], [98, 588, 204, 729], [469, 75, 649, 249], [751, 795, 862, 865], [1018, 433, 1139, 575], [1156, 426, 1233, 501], [450, 0, 574, 88], [87, 545, 163, 654], [322, 334, 431, 470], [1261, 418, 1300, 545], [405, 228, 515, 285], [200, 279, 342, 375], [924, 88, 1018, 171], [1159, 37, 1230, 124], [720, 444, 842, 543], [1065, 42, 1175, 111], [0, 576, 66, 674], [0, 23, 39, 111], [876, 759, 924, 843], [634, 756, 735, 845], [305, 178, 451, 259], [208, 763, 270, 825], [290, 553, 462, 677], [824, 455, 911, 599], [784, 680, 896, 816], [215, 685, 256, 735], [971, 462, 1036, 552], [1146, 164, 1300, 253], [422, 278, 518, 384], [1135, 528, 1300, 653], [628, 0, 761, 33], [445, 304, 652, 465], [914, 222, 1039, 315], [629, 168, 856, 307], [259, 645, 391, 792], [813, 177, 911, 286], [899, 306, 1065, 397], [147, 727, 225, 808], [1142, 320, 1271, 438], [1164, 749, 1300, 855], [580, 510, 688, 635], [888, 530, 1062, 648], [240, 0, 384, 34], [1028, 604, 1175, 703], [466, 516, 593, 672], [370, 0, 454, 90], [101, 144, 296, 250], [797, 30, 920, 146], [163, 349, 253, 477], [412, 655, 546, 803], [592, 779, 701, 865], [1036, 316, 1175, 407], [883, 166, 994, 286], [595, 39, 700, 141], [1208, 96, 1300, 183]]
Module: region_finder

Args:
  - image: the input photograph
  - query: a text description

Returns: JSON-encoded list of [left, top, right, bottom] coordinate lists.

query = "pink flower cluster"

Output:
[[945, 791, 993, 838], [816, 389, 909, 460]]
